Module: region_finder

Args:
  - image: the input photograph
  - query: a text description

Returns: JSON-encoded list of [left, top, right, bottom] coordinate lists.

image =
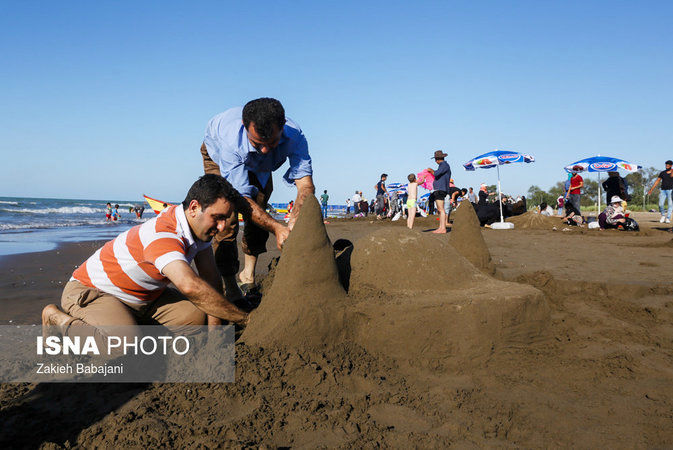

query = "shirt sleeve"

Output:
[[283, 131, 313, 184], [434, 163, 449, 179], [216, 149, 258, 198], [144, 236, 188, 274]]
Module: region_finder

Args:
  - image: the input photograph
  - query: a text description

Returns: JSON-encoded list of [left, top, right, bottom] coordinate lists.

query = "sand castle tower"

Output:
[[449, 201, 496, 274], [242, 195, 349, 349]]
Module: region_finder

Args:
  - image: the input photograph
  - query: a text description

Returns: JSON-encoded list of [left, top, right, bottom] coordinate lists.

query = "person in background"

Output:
[[478, 184, 490, 206], [406, 173, 418, 229], [602, 171, 629, 208], [647, 159, 673, 224], [428, 150, 451, 233], [133, 204, 145, 218], [105, 202, 112, 222], [351, 190, 361, 216], [556, 195, 564, 217], [562, 198, 584, 226], [374, 174, 388, 219], [112, 204, 121, 221], [598, 196, 627, 229], [467, 187, 477, 205], [565, 167, 584, 213], [320, 190, 329, 218], [346, 198, 351, 215], [539, 202, 554, 216]]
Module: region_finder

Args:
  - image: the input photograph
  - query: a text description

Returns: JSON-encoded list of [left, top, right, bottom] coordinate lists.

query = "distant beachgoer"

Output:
[[647, 159, 673, 224], [346, 198, 351, 215], [105, 202, 112, 222], [556, 195, 564, 217], [602, 171, 629, 208], [478, 184, 489, 206], [351, 191, 361, 215], [598, 196, 626, 229], [112, 204, 120, 221], [374, 174, 388, 219], [287, 200, 294, 213], [320, 190, 329, 218], [562, 199, 584, 226], [427, 150, 451, 233], [133, 204, 145, 218], [539, 202, 554, 216], [467, 187, 477, 204], [406, 173, 418, 229], [41, 175, 249, 351], [565, 167, 584, 213]]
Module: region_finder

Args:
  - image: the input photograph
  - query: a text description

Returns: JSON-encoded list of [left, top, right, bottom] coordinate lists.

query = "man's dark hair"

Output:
[[460, 188, 468, 195], [242, 98, 285, 140], [381, 173, 388, 179], [540, 202, 548, 210], [666, 160, 673, 165], [182, 174, 244, 211], [323, 190, 327, 194]]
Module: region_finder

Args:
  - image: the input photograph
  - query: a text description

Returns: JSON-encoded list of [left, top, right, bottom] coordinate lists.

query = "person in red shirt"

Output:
[[565, 166, 584, 213]]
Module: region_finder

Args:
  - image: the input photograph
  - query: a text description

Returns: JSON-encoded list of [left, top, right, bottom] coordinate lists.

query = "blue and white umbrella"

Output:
[[463, 150, 535, 226], [564, 155, 642, 213], [386, 182, 408, 197]]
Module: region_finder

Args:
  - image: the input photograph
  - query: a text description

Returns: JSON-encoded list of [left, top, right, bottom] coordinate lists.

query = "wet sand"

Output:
[[1, 211, 672, 447]]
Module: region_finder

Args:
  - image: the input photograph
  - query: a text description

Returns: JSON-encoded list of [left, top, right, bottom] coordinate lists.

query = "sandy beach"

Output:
[[1, 209, 673, 447]]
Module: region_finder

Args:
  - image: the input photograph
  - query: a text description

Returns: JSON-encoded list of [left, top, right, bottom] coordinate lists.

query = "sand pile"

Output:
[[348, 228, 551, 366], [507, 211, 561, 230], [242, 196, 350, 349], [449, 201, 495, 274], [348, 228, 481, 295]]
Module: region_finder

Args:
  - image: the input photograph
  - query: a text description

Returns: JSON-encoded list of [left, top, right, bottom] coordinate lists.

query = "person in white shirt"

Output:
[[351, 190, 361, 215]]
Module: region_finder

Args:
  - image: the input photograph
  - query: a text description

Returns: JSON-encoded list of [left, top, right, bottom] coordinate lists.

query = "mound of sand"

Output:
[[507, 211, 562, 230], [348, 228, 482, 295], [242, 196, 350, 349], [347, 227, 550, 366], [449, 201, 495, 274]]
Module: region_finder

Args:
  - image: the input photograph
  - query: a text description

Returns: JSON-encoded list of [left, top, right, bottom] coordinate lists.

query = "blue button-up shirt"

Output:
[[203, 107, 313, 198], [433, 161, 452, 192]]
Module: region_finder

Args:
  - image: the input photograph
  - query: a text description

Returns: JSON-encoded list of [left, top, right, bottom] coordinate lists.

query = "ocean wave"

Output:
[[0, 219, 138, 231], [0, 206, 103, 215], [0, 201, 19, 205]]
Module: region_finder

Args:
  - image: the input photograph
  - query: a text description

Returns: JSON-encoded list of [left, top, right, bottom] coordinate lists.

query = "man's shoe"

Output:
[[660, 216, 666, 223], [666, 218, 671, 224]]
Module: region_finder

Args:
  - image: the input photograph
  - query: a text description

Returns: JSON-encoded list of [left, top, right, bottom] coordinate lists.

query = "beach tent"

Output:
[[464, 150, 535, 229], [564, 156, 642, 215]]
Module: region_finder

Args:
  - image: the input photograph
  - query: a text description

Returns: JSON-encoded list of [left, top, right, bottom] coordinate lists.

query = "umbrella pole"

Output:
[[497, 164, 504, 222], [597, 172, 601, 216]]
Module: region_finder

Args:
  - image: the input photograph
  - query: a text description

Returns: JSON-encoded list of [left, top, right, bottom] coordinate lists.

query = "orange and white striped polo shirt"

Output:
[[72, 205, 211, 305]]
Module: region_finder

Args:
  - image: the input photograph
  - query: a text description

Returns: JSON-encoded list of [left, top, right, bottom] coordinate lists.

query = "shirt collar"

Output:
[[174, 206, 196, 247]]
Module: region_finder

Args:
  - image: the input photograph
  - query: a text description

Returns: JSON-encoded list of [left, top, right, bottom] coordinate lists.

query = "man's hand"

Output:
[[275, 225, 290, 249]]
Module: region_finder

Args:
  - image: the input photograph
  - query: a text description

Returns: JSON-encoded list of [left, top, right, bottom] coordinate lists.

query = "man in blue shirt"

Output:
[[200, 98, 315, 301], [428, 150, 451, 233]]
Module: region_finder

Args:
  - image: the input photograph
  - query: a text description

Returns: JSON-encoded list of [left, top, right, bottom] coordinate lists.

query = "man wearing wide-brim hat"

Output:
[[426, 150, 451, 233]]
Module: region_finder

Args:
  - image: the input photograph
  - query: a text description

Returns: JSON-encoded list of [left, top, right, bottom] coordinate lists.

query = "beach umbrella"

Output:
[[386, 182, 408, 196], [564, 156, 642, 214], [464, 150, 535, 229]]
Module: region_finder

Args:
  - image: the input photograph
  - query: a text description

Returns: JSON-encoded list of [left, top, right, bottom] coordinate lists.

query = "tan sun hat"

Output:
[[610, 195, 623, 204]]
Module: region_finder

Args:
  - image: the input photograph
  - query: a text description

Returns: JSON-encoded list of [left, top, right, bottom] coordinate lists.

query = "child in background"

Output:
[[112, 204, 120, 221], [406, 173, 418, 229], [105, 203, 112, 222]]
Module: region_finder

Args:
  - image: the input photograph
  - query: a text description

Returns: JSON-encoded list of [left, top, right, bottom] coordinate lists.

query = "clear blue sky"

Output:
[[1, 1, 671, 204]]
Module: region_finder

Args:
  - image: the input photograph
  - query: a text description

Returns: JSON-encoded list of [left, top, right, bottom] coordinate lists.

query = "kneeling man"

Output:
[[42, 174, 249, 343]]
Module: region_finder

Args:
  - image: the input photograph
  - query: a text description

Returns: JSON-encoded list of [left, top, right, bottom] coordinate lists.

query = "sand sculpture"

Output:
[[448, 201, 496, 274], [242, 195, 350, 349], [244, 195, 550, 367], [506, 211, 562, 230]]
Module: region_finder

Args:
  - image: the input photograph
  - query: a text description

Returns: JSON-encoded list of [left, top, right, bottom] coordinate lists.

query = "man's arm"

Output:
[[287, 175, 315, 230], [193, 248, 227, 326], [648, 177, 661, 195], [240, 197, 289, 249], [162, 259, 248, 325]]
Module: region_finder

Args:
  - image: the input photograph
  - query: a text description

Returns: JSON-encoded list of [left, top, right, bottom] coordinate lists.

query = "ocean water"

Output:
[[0, 196, 151, 257], [0, 197, 349, 258]]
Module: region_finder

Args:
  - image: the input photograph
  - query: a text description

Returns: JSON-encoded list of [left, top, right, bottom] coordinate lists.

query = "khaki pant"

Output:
[[59, 280, 206, 353], [200, 143, 273, 277]]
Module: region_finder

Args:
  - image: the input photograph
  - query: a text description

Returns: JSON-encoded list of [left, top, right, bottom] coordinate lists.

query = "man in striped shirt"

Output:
[[41, 175, 250, 342]]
